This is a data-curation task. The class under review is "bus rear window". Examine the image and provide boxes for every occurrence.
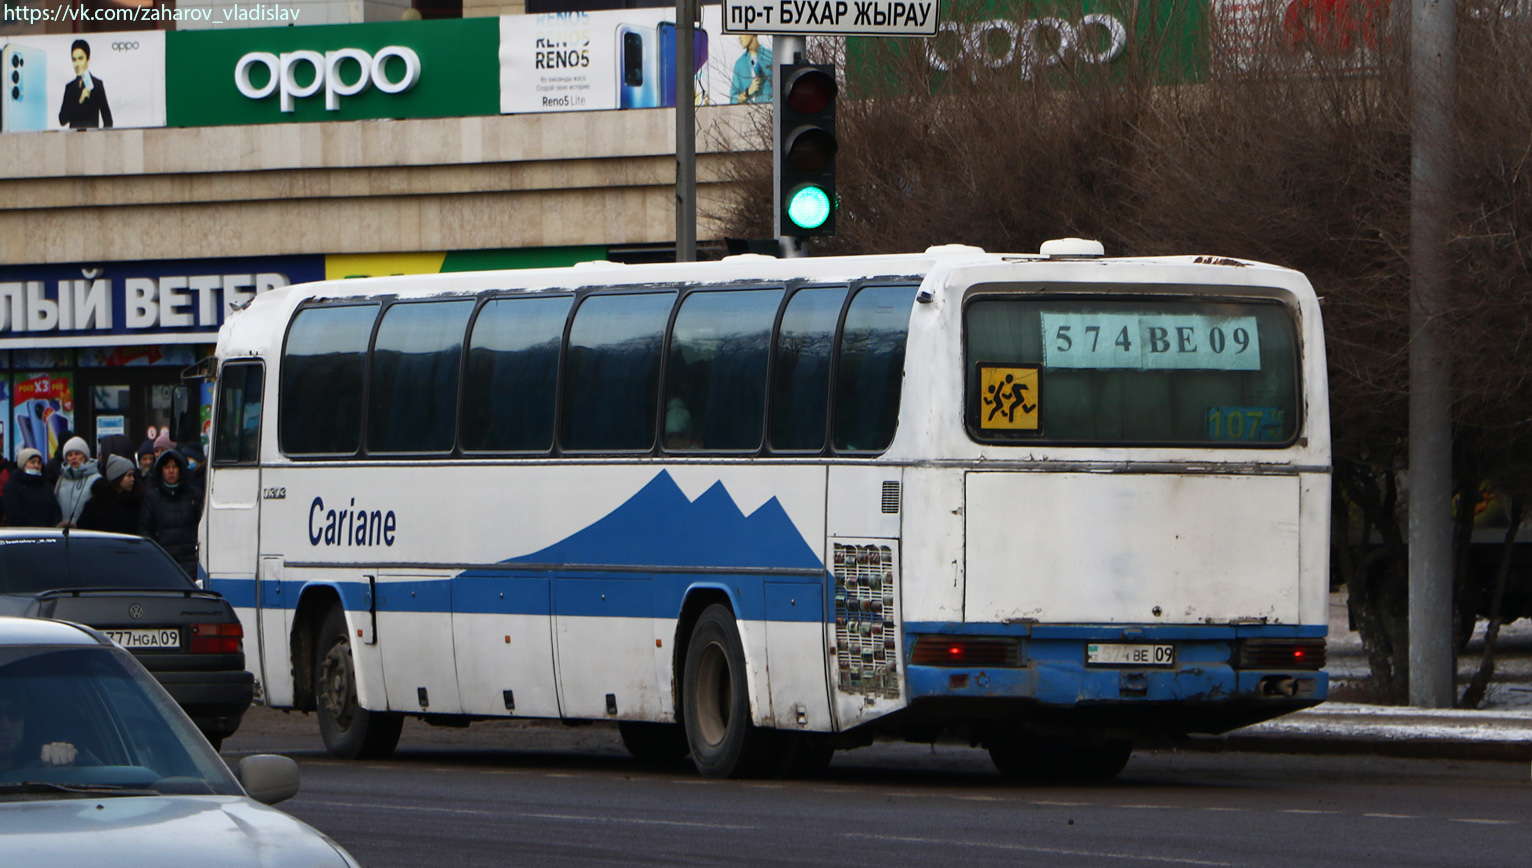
[964,294,1300,446]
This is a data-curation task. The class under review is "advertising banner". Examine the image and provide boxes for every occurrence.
[0,255,325,348]
[13,371,73,460]
[847,0,1209,90]
[165,19,500,127]
[1,31,166,133]
[500,6,774,114]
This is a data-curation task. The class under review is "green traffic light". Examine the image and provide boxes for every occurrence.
[787,185,832,230]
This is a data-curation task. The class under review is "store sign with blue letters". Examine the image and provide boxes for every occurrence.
[0,255,325,346]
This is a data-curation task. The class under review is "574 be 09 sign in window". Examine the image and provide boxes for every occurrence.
[967,291,1300,446]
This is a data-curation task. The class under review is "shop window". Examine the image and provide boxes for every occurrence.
[280,304,379,456]
[367,300,474,455]
[662,288,781,452]
[832,285,918,453]
[769,286,847,452]
[560,291,676,452]
[213,363,263,464]
[462,295,573,453]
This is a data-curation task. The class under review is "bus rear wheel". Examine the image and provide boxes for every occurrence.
[315,606,403,760]
[682,605,772,778]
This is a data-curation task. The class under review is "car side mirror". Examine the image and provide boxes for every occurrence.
[237,754,300,805]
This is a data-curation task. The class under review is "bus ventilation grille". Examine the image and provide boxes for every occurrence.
[833,542,900,698]
[881,481,901,514]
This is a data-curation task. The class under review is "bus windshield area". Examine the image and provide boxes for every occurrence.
[964,292,1300,446]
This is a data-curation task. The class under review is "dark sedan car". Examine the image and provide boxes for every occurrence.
[0,530,252,747]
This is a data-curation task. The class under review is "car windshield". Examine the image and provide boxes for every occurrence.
[0,536,194,594]
[0,644,241,798]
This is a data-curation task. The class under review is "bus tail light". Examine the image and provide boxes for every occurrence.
[189,622,244,655]
[1236,638,1325,671]
[909,636,1020,667]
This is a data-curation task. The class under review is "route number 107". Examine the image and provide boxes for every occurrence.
[1206,406,1285,442]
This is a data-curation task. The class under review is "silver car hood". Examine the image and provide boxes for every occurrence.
[0,794,356,867]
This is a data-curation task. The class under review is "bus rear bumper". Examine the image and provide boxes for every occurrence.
[906,663,1326,707]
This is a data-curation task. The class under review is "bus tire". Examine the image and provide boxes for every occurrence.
[682,605,771,778]
[315,606,403,760]
[618,721,691,764]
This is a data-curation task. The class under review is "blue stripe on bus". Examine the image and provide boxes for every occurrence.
[212,572,828,624]
[902,621,1328,640]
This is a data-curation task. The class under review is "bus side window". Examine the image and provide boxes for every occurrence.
[769,286,847,452]
[280,304,379,456]
[560,291,677,452]
[663,288,782,452]
[367,300,475,454]
[832,285,918,453]
[461,295,573,453]
[213,363,264,464]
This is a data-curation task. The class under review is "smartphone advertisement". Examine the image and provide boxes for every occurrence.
[1,32,166,132]
[500,6,771,115]
[13,372,74,460]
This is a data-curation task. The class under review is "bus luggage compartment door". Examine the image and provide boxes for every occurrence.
[964,471,1302,626]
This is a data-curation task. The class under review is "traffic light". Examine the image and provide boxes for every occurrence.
[775,63,837,237]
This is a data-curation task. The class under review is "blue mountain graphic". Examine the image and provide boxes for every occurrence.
[510,470,822,570]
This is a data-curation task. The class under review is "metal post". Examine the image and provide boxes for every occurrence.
[675,0,698,263]
[775,35,806,258]
[1408,0,1457,708]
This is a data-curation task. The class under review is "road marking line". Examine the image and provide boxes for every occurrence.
[1035,800,1090,807]
[1364,813,1417,819]
[1117,804,1175,809]
[544,773,579,778]
[524,812,754,830]
[954,795,1006,802]
[842,833,1234,866]
[1281,809,1339,815]
[1450,818,1516,825]
[302,801,753,830]
[742,783,785,789]
[1199,807,1245,812]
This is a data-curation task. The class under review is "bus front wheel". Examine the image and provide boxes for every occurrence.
[682,605,771,777]
[314,606,403,760]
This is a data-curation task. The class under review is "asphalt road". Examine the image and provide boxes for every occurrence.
[224,709,1530,868]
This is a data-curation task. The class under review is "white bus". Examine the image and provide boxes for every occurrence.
[202,240,1331,779]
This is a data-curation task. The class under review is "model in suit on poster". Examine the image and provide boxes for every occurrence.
[58,39,113,129]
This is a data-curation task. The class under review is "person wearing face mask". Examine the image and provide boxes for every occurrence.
[3,448,63,528]
[139,450,202,578]
[54,436,101,529]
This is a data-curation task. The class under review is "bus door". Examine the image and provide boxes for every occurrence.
[824,466,905,730]
[256,556,292,706]
[207,363,268,682]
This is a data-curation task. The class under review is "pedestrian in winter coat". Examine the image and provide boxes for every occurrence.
[77,455,142,535]
[139,450,202,578]
[3,448,63,528]
[54,436,101,528]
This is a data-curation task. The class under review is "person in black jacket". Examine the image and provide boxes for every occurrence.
[77,455,142,536]
[3,448,63,528]
[138,450,202,579]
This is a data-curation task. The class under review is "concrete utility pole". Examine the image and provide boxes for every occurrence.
[1408,0,1457,708]
[774,34,805,259]
[676,0,698,262]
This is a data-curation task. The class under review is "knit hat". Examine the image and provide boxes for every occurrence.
[62,436,90,458]
[138,440,156,459]
[17,447,42,468]
[153,429,175,452]
[103,454,135,483]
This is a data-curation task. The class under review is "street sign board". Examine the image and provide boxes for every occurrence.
[723,0,939,37]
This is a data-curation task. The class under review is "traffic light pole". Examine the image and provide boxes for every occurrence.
[675,0,698,262]
[774,34,806,258]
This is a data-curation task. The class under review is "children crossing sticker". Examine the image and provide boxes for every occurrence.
[979,364,1039,430]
